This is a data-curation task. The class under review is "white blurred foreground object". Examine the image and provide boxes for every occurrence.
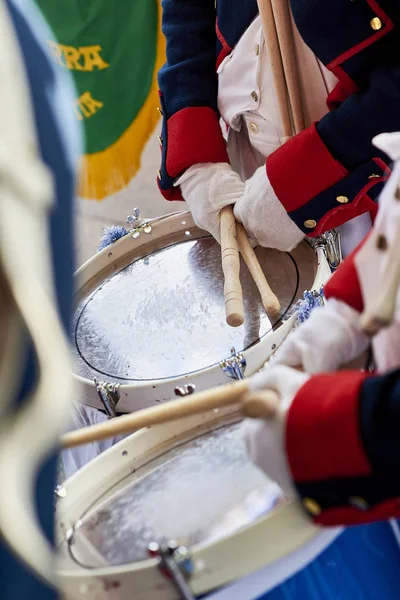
[0,0,74,586]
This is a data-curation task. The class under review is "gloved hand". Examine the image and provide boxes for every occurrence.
[271,298,369,374]
[243,365,309,497]
[234,165,304,251]
[178,162,304,251]
[177,162,245,242]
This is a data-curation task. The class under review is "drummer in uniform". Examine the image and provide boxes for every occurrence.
[244,130,400,527]
[157,0,400,257]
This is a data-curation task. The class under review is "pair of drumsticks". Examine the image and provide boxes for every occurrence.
[61,0,304,450]
[221,0,305,328]
[220,206,280,326]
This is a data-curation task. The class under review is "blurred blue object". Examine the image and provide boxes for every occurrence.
[0,1,81,598]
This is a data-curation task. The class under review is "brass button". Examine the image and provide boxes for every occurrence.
[251,90,258,103]
[395,185,400,200]
[156,107,163,116]
[157,135,163,145]
[336,195,349,204]
[304,219,317,229]
[376,234,388,250]
[368,173,380,179]
[303,498,322,516]
[249,121,259,134]
[157,169,162,180]
[370,17,382,30]
[255,43,260,56]
[349,496,369,511]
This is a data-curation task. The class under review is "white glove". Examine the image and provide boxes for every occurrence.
[177,162,245,242]
[234,165,304,251]
[178,162,304,250]
[243,365,309,497]
[271,298,369,374]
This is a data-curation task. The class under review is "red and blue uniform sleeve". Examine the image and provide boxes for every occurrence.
[286,369,400,526]
[157,0,229,200]
[267,0,399,236]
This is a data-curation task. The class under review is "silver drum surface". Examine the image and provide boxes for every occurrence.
[72,236,315,382]
[67,418,286,568]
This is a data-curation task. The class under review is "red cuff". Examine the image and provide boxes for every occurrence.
[286,371,371,483]
[266,123,348,213]
[324,233,370,312]
[166,107,229,177]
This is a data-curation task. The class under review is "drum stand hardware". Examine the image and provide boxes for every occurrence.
[148,541,196,600]
[310,228,343,270]
[94,378,120,417]
[174,384,197,397]
[126,207,153,239]
[220,347,247,380]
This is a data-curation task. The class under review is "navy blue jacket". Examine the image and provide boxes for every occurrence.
[157,0,400,237]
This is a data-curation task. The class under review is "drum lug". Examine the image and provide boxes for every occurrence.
[310,227,343,270]
[94,378,120,417]
[174,384,196,397]
[148,541,195,600]
[126,207,153,239]
[220,346,247,380]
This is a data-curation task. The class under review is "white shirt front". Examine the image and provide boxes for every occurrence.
[217,15,371,256]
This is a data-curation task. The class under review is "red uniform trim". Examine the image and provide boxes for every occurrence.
[286,372,372,483]
[314,498,400,527]
[266,123,348,213]
[327,2,394,71]
[313,181,378,236]
[165,107,229,178]
[324,235,370,312]
[216,20,232,69]
[326,82,352,111]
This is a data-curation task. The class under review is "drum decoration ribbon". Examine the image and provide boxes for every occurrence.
[34,0,165,200]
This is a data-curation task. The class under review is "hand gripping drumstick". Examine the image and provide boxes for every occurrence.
[236,223,281,317]
[360,222,400,336]
[220,205,245,327]
[60,382,279,449]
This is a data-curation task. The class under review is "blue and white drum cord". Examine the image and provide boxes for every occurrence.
[289,288,325,326]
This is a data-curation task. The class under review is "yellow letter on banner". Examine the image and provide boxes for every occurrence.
[62,45,85,71]
[80,45,109,71]
[74,91,104,120]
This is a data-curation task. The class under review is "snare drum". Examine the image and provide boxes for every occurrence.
[72,212,330,414]
[56,407,400,600]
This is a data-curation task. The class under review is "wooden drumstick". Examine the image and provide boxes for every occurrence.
[270,0,305,135]
[60,381,279,449]
[360,223,400,336]
[257,0,292,140]
[236,223,281,317]
[220,205,244,327]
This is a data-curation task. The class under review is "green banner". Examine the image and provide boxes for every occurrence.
[35,0,164,199]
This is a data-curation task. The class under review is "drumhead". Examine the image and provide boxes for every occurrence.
[72,234,315,382]
[65,415,286,569]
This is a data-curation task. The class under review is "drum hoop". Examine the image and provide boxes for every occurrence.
[72,212,331,413]
[56,406,341,598]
